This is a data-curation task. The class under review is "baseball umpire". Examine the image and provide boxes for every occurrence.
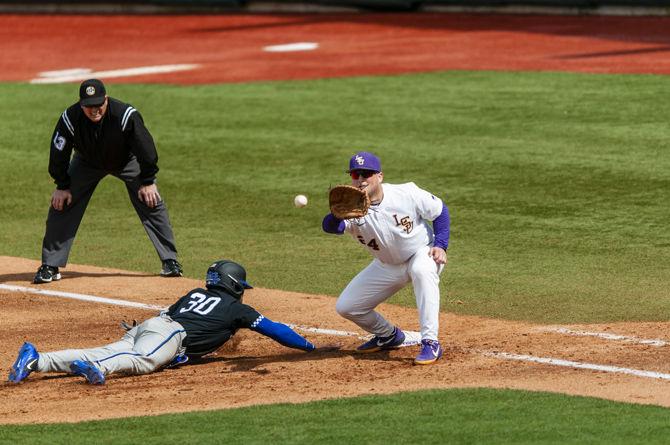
[323,152,450,365]
[34,78,182,284]
[9,259,315,385]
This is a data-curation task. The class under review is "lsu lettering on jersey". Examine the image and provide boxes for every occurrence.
[344,182,443,264]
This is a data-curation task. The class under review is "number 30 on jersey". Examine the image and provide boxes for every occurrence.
[179,292,221,315]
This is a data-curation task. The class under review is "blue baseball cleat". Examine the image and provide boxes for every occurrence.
[8,342,39,383]
[414,339,443,365]
[70,360,105,385]
[356,327,405,353]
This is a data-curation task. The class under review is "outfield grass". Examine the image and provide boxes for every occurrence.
[1,71,669,325]
[1,388,669,444]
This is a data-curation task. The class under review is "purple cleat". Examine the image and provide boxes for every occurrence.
[8,342,39,383]
[70,360,105,385]
[356,327,405,353]
[414,339,443,365]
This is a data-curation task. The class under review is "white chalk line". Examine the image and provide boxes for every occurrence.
[2,284,668,381]
[0,284,163,310]
[289,325,422,347]
[0,285,422,347]
[263,42,318,52]
[30,64,200,84]
[39,68,92,78]
[539,326,667,347]
[484,351,670,381]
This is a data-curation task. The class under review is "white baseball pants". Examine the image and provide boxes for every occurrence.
[37,315,186,376]
[336,245,443,341]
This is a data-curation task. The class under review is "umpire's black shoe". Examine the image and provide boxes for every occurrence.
[160,259,183,277]
[33,265,61,284]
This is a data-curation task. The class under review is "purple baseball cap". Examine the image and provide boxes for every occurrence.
[348,152,381,172]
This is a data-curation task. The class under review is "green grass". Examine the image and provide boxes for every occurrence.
[1,388,669,444]
[1,71,669,323]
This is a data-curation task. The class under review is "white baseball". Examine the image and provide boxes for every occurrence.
[294,194,308,208]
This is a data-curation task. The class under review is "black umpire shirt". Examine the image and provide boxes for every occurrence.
[49,97,159,190]
[166,287,262,357]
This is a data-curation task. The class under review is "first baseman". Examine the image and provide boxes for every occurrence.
[322,152,450,365]
[35,78,181,284]
[9,260,315,385]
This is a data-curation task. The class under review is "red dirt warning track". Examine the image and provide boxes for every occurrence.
[2,13,670,84]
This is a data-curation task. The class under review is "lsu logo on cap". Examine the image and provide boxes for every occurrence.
[86,86,96,96]
[355,155,365,165]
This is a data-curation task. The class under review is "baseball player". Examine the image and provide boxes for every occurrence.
[322,152,450,365]
[9,260,315,385]
[34,78,182,284]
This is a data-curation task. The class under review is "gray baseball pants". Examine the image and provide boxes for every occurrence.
[41,154,178,267]
[37,315,187,376]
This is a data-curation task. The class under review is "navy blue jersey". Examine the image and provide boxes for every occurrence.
[166,287,261,357]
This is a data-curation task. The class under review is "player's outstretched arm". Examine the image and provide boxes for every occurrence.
[250,316,315,351]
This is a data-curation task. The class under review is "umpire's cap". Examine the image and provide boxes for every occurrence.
[79,79,107,107]
[205,260,253,299]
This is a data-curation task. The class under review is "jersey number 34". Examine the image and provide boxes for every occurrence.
[357,236,380,251]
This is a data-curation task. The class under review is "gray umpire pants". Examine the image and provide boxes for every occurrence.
[41,154,178,267]
[37,315,187,376]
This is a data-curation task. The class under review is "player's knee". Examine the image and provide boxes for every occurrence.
[129,356,161,374]
[335,298,355,319]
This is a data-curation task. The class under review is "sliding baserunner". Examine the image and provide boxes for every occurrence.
[9,260,315,385]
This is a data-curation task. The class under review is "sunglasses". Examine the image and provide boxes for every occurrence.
[350,170,377,180]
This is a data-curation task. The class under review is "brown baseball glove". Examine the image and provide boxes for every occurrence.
[329,185,371,219]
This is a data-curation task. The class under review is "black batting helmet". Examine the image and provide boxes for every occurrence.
[205,260,253,299]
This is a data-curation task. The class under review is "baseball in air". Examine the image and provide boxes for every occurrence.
[294,194,308,208]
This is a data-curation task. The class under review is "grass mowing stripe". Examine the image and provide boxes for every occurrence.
[1,388,669,444]
[1,70,669,323]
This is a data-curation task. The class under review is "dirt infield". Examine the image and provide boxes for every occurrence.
[1,256,669,425]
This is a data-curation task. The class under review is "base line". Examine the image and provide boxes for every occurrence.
[263,42,318,52]
[3,284,669,381]
[289,324,422,347]
[485,351,670,381]
[539,326,667,347]
[0,284,163,310]
[30,64,199,84]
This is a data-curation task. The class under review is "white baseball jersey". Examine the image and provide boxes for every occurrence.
[344,182,443,265]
